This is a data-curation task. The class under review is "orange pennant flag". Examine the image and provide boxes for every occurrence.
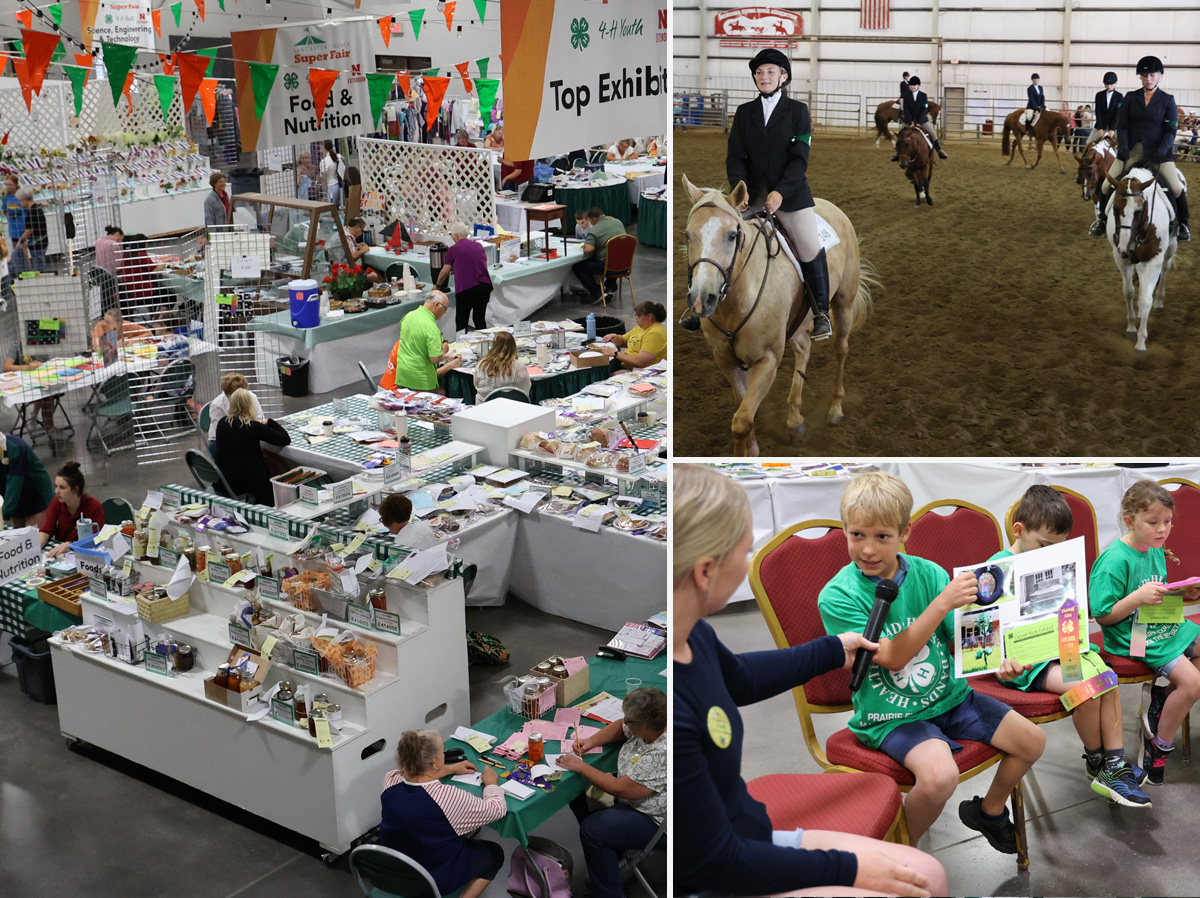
[21,29,62,97]
[122,72,135,111]
[152,9,161,36]
[423,76,450,130]
[378,16,393,48]
[443,0,456,30]
[15,10,32,29]
[199,77,218,124]
[175,52,210,112]
[308,68,340,123]
[0,54,8,78]
[159,53,174,76]
[454,61,473,94]
[74,53,94,69]
[396,71,410,96]
[11,58,34,111]
[194,0,205,21]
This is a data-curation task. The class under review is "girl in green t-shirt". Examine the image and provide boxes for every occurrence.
[1092,480,1200,786]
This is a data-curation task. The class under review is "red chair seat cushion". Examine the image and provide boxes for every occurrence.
[746,772,902,839]
[969,673,1065,717]
[1091,630,1156,680]
[825,728,1000,787]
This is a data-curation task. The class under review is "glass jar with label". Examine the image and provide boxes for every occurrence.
[551,665,568,680]
[535,661,553,675]
[226,668,242,693]
[131,528,148,560]
[225,551,242,575]
[528,732,545,763]
[368,588,386,611]
[276,684,294,705]
[325,703,342,730]
[312,693,330,712]
[294,690,308,721]
[214,663,230,689]
[308,707,326,738]
[175,644,195,672]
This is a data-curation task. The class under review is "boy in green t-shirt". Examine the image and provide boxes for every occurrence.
[993,485,1150,807]
[819,473,1045,853]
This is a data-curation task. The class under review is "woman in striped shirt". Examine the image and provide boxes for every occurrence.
[380,729,507,898]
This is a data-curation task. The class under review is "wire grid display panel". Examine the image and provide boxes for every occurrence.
[277,396,455,468]
[187,87,240,173]
[358,138,497,237]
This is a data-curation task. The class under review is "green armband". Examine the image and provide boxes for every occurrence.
[795,133,812,146]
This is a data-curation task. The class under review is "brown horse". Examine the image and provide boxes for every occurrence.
[1074,135,1119,219]
[1001,109,1070,172]
[682,175,877,456]
[874,100,941,148]
[896,126,934,206]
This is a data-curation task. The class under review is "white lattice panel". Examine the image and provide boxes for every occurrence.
[359,138,497,238]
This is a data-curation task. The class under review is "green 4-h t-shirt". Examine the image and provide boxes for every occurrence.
[818,554,970,750]
[1091,539,1200,669]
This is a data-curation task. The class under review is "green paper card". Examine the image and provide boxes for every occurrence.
[1003,617,1061,667]
[1139,592,1184,625]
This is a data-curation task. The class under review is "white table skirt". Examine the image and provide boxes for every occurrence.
[485,247,586,327]
[453,509,518,606]
[625,171,665,205]
[495,199,564,236]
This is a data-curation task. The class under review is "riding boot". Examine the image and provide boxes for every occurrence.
[1176,191,1191,242]
[1089,205,1108,238]
[934,139,948,160]
[800,248,832,341]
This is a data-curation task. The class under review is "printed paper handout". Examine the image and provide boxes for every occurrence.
[953,537,1088,678]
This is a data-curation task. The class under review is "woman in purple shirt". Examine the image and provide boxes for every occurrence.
[436,222,493,332]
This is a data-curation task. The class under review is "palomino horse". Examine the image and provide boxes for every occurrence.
[1001,109,1070,172]
[895,126,935,206]
[874,100,941,148]
[682,175,876,456]
[1074,135,1119,220]
[1104,168,1180,353]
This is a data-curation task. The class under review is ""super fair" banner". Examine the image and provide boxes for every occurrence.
[501,0,668,162]
[232,19,388,153]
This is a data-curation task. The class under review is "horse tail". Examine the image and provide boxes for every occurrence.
[850,250,879,332]
[873,109,887,139]
[1002,121,1012,156]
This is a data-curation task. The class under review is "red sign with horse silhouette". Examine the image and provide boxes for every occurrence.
[714,7,803,49]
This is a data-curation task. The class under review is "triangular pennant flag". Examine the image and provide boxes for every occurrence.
[396,72,410,96]
[11,58,33,111]
[101,42,138,108]
[199,77,217,124]
[11,40,21,54]
[378,16,392,48]
[422,76,449,130]
[308,68,340,123]
[49,4,63,26]
[196,47,218,76]
[194,0,205,21]
[473,0,487,23]
[121,72,134,111]
[73,53,92,68]
[443,0,456,30]
[175,52,210,112]
[171,2,182,27]
[476,78,500,129]
[0,55,9,78]
[21,30,62,97]
[216,0,224,9]
[366,71,394,129]
[455,61,473,94]
[154,74,176,124]
[65,64,89,116]
[15,10,31,29]
[476,57,489,80]
[425,68,439,78]
[51,42,66,64]
[247,61,278,120]
[408,8,423,40]
[152,9,161,36]
[158,53,174,76]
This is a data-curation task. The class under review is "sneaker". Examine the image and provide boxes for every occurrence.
[958,796,1018,854]
[1083,752,1103,783]
[1129,762,1148,786]
[1091,764,1152,808]
[810,313,832,341]
[1141,734,1173,786]
[1141,682,1168,740]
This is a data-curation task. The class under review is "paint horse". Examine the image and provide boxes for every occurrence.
[1002,109,1070,172]
[896,126,935,206]
[1075,135,1120,220]
[1104,168,1180,353]
[874,100,941,148]
[682,175,876,456]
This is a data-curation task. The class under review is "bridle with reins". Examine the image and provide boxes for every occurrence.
[1112,174,1160,259]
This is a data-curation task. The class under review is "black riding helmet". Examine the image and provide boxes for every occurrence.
[1103,71,1118,85]
[1136,56,1164,74]
[908,76,921,86]
[748,48,791,80]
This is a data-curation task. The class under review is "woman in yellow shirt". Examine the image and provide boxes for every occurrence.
[600,301,667,369]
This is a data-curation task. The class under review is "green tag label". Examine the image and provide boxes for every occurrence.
[258,576,280,600]
[89,577,107,599]
[145,652,171,676]
[347,604,374,629]
[292,647,321,675]
[271,697,296,725]
[228,622,251,647]
[383,464,403,484]
[160,548,179,570]
[209,562,232,584]
[299,485,320,505]
[331,481,354,503]
[269,518,289,539]
[162,487,182,508]
[374,608,401,635]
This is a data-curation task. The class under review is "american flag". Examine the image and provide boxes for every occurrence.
[861,0,890,30]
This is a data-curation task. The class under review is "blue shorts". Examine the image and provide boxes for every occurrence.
[879,690,1013,766]
[1155,636,1200,677]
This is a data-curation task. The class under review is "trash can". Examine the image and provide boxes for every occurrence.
[572,314,624,337]
[278,356,310,398]
[10,629,56,704]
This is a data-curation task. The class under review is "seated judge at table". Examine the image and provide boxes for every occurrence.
[207,372,263,459]
[5,343,61,438]
[606,138,639,162]
[436,222,493,332]
[343,218,384,283]
[483,124,504,151]
[381,729,506,898]
[572,208,626,304]
[454,129,474,148]
[214,389,291,506]
[0,432,53,527]
[557,687,668,898]
[598,302,667,369]
[499,158,534,195]
[394,292,462,392]
[473,331,531,401]
[378,493,438,550]
[90,307,154,364]
[39,461,104,557]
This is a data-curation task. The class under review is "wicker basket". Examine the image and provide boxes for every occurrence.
[136,590,191,624]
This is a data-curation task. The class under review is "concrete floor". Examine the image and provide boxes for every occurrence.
[708,600,1200,898]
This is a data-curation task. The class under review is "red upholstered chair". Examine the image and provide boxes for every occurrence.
[1004,485,1100,577]
[748,520,1031,869]
[596,234,637,306]
[1159,479,1200,600]
[903,500,1004,577]
[746,768,909,845]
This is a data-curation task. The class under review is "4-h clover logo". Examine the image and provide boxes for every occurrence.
[570,17,589,50]
[885,644,938,695]
[283,72,300,90]
[105,13,113,23]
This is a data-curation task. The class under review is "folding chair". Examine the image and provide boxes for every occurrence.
[195,400,212,442]
[348,845,449,898]
[358,361,378,394]
[594,234,638,307]
[749,519,1032,868]
[12,393,75,447]
[484,387,530,403]
[620,813,667,898]
[84,373,134,456]
[903,499,1004,576]
[100,496,136,526]
[184,449,255,504]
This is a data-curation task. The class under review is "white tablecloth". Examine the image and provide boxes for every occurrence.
[486,245,586,327]
[452,509,518,606]
[622,171,666,205]
[495,198,564,235]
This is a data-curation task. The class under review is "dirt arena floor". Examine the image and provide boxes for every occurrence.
[673,128,1200,456]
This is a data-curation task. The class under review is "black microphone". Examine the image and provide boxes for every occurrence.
[849,578,898,693]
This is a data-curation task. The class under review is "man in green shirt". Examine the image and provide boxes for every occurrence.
[393,291,461,392]
[572,206,626,303]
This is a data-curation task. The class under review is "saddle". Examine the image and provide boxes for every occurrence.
[751,212,817,344]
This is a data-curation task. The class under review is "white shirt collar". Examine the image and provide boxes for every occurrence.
[760,92,782,125]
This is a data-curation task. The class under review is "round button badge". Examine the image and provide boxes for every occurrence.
[707,706,732,748]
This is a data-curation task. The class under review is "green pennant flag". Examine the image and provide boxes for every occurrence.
[101,42,139,108]
[12,40,22,54]
[154,74,176,123]
[476,78,500,129]
[65,65,88,116]
[476,56,488,80]
[51,42,66,64]
[247,62,278,120]
[425,68,439,78]
[216,0,225,9]
[196,47,218,76]
[473,0,487,23]
[171,2,182,26]
[408,8,424,40]
[366,71,394,129]
[48,4,63,26]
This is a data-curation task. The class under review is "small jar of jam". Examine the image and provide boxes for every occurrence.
[551,664,568,680]
[308,708,326,738]
[535,661,553,674]
[226,668,242,693]
[225,551,242,574]
[294,690,308,721]
[312,693,330,712]
[528,733,545,763]
[175,644,195,672]
[325,703,342,730]
[368,588,386,611]
[214,663,230,689]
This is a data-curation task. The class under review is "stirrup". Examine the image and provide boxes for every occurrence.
[810,313,832,341]
[1179,223,1191,242]
[1089,218,1106,238]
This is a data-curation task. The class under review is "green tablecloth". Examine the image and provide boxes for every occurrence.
[637,196,667,248]
[556,182,631,227]
[452,654,662,845]
[247,298,430,350]
[444,365,612,405]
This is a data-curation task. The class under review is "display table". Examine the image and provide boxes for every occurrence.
[496,198,563,235]
[637,195,668,248]
[554,181,631,227]
[444,364,612,405]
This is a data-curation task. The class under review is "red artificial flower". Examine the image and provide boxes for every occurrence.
[323,276,331,283]
[354,265,362,273]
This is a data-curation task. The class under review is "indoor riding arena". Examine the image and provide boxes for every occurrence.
[674,5,1200,456]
